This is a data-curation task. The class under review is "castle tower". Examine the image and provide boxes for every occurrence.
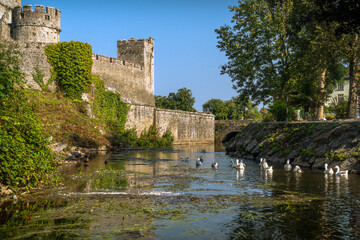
[11,4,61,43]
[117,37,155,98]
[0,0,21,41]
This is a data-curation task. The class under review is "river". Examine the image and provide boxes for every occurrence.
[1,144,360,239]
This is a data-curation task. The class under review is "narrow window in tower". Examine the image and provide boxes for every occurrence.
[45,15,50,20]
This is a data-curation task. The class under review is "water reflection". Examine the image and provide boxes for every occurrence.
[1,144,360,239]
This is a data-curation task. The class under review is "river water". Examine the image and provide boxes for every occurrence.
[1,144,360,239]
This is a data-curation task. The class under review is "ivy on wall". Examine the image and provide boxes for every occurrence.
[45,41,92,100]
[92,76,129,133]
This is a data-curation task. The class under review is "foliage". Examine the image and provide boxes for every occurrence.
[334,100,348,119]
[111,126,174,148]
[203,98,239,120]
[268,100,295,121]
[0,44,58,190]
[45,41,93,100]
[262,112,274,122]
[0,91,58,190]
[325,114,336,121]
[216,0,347,120]
[92,76,129,133]
[32,67,56,92]
[155,87,196,112]
[215,0,295,104]
[0,43,23,100]
[203,97,262,120]
[24,90,109,148]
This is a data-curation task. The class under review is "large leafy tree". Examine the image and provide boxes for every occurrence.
[306,0,360,118]
[215,0,294,104]
[290,1,347,119]
[155,87,196,112]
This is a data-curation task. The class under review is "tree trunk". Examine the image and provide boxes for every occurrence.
[347,33,360,119]
[316,69,326,120]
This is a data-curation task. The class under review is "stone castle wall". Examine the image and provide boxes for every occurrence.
[17,42,55,90]
[92,53,155,106]
[155,109,215,144]
[125,105,215,144]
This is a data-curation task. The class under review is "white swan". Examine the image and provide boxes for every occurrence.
[236,159,246,170]
[212,161,218,169]
[265,166,273,173]
[293,165,302,173]
[324,163,334,174]
[260,158,268,169]
[333,165,348,176]
[196,158,202,167]
[284,159,292,171]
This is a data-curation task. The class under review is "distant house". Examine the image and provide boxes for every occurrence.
[326,78,349,106]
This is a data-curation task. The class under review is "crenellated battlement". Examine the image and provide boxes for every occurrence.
[12,5,61,30]
[92,54,143,70]
[10,4,61,43]
[117,37,154,67]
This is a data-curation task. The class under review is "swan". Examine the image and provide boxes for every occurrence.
[333,165,348,176]
[284,159,292,171]
[236,159,246,170]
[324,163,334,174]
[196,158,202,167]
[259,158,268,169]
[212,161,218,169]
[293,165,302,173]
[265,166,273,173]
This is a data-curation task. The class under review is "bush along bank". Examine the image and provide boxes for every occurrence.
[225,121,360,174]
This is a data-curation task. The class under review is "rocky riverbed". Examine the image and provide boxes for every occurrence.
[225,121,360,173]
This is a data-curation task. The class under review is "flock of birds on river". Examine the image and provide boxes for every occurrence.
[182,155,349,177]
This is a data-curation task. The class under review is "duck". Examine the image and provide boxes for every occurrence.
[199,156,204,163]
[212,161,218,169]
[236,159,246,170]
[333,165,348,176]
[196,158,202,167]
[324,163,333,174]
[284,159,292,171]
[293,165,302,173]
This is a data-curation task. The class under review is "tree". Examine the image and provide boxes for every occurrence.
[155,87,196,112]
[215,0,294,105]
[305,0,360,118]
[290,1,347,119]
[203,99,232,120]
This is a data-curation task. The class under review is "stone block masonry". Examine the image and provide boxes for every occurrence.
[126,105,215,145]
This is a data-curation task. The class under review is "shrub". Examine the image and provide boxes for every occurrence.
[325,114,336,120]
[0,92,58,190]
[269,100,294,121]
[45,41,93,100]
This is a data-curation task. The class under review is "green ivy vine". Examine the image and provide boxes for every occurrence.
[45,41,92,100]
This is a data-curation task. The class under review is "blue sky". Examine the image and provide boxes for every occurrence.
[22,0,238,111]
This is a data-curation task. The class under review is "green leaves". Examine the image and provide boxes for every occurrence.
[45,41,93,100]
[0,92,57,190]
[155,88,195,112]
[92,76,129,133]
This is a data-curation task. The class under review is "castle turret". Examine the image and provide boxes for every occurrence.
[11,4,61,43]
[117,37,154,99]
